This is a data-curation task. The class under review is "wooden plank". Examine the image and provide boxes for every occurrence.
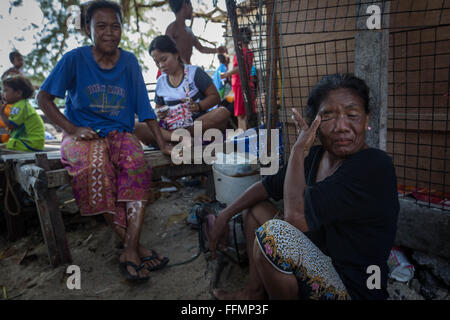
[1,151,61,162]
[33,189,60,266]
[35,153,72,267]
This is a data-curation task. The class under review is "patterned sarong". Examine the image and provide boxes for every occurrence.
[61,131,151,228]
[255,219,350,300]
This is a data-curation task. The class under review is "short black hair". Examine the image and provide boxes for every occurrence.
[306,74,370,123]
[9,51,21,63]
[3,75,34,99]
[239,27,252,44]
[149,35,179,55]
[83,0,122,30]
[218,54,226,64]
[169,0,190,14]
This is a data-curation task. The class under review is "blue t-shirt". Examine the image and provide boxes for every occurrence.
[40,46,156,137]
[212,63,227,92]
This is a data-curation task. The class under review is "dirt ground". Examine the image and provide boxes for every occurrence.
[1,178,445,300]
[0,181,248,300]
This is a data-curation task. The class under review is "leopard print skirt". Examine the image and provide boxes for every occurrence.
[255,219,350,300]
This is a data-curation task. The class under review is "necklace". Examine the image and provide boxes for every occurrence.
[169,66,184,87]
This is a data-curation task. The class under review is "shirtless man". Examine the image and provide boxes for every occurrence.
[166,0,226,65]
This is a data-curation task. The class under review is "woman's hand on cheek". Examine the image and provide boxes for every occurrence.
[292,109,321,156]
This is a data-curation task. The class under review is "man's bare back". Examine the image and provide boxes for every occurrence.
[165,0,226,66]
[166,22,196,64]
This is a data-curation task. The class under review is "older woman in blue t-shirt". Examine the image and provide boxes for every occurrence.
[37,0,171,282]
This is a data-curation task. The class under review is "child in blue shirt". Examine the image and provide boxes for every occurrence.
[212,54,230,100]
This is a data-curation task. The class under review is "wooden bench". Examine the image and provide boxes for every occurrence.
[1,147,215,267]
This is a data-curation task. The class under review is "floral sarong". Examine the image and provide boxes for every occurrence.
[255,219,350,300]
[61,131,151,228]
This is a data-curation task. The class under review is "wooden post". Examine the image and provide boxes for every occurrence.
[265,0,280,133]
[34,153,72,267]
[355,1,390,150]
[226,0,253,127]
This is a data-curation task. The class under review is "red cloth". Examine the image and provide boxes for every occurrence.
[232,48,255,117]
[156,69,162,80]
[232,47,254,87]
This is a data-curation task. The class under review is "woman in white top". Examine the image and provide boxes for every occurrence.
[134,35,231,145]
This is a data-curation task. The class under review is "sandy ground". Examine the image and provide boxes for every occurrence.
[0,179,445,300]
[0,182,248,300]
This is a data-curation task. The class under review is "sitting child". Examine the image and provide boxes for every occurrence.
[0,75,45,152]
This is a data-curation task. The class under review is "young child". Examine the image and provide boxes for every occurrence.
[221,27,255,131]
[212,53,230,100]
[1,51,24,80]
[0,75,44,152]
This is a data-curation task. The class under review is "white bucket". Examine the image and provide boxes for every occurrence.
[212,166,261,206]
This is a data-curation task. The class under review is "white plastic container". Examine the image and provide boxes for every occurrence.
[212,165,261,206]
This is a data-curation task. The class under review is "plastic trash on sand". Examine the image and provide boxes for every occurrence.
[387,246,415,282]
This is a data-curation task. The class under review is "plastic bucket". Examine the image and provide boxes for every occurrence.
[212,166,261,206]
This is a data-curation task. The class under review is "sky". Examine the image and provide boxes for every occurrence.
[0,0,227,84]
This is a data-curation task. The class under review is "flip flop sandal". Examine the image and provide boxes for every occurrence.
[119,261,149,282]
[141,250,169,272]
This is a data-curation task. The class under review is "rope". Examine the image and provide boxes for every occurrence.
[166,250,202,268]
[0,162,21,216]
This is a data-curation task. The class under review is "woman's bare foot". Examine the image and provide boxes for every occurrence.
[212,288,265,300]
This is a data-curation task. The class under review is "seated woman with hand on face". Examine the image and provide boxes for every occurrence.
[37,0,171,282]
[209,74,399,300]
[134,35,232,146]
